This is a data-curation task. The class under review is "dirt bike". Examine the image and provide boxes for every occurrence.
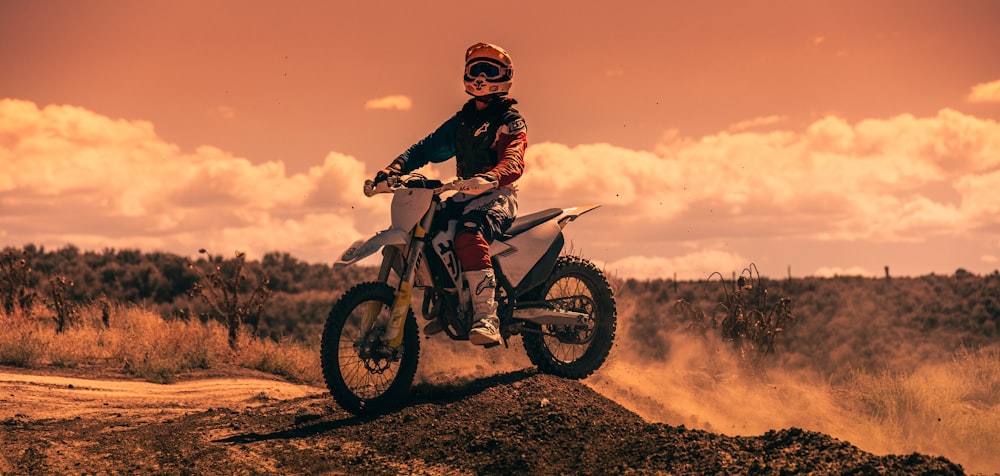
[320,173,617,415]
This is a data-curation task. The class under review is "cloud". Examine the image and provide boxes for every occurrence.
[727,115,788,132]
[603,248,750,281]
[4,98,1000,279]
[364,95,413,111]
[517,109,1000,278]
[954,169,1000,218]
[0,99,387,263]
[967,79,1000,103]
[521,109,1000,238]
[208,106,237,120]
[812,266,875,278]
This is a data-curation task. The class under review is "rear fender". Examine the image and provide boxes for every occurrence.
[334,228,409,269]
[556,204,601,229]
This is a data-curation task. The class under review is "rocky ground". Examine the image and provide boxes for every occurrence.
[0,365,966,475]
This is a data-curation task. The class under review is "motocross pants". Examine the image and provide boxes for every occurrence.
[436,186,517,271]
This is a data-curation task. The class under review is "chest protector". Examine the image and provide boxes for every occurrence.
[453,100,511,179]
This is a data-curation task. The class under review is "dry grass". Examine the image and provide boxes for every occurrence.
[839,348,1000,472]
[2,291,997,471]
[0,316,48,368]
[233,335,323,385]
[0,302,322,386]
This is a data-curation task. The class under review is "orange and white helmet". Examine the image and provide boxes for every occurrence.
[464,42,514,97]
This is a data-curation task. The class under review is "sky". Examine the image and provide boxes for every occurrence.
[2,0,1000,280]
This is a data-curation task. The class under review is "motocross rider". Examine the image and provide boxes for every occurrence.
[373,42,526,346]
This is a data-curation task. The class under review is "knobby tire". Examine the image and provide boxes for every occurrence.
[522,255,617,379]
[320,281,419,415]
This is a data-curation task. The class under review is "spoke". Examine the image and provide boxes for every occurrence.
[542,274,600,363]
[336,299,402,399]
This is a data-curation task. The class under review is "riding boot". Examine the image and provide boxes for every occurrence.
[465,268,501,346]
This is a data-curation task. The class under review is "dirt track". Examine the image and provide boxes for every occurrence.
[0,371,325,423]
[0,366,965,475]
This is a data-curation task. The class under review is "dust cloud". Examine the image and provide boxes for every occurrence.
[413,328,894,455]
[415,331,534,386]
[586,334,898,451]
[590,335,999,473]
[410,306,996,474]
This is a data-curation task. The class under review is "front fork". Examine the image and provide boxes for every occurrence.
[367,204,436,350]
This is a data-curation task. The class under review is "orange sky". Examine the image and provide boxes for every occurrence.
[3,0,1000,279]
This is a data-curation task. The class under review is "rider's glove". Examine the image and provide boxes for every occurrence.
[452,175,498,195]
[374,164,402,185]
[365,164,402,197]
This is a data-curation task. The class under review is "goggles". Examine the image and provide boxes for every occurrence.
[465,59,510,81]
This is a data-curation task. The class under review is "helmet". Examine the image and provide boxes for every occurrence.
[464,42,514,97]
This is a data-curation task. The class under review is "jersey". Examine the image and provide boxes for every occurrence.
[389,97,527,187]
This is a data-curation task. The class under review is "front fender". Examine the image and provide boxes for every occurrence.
[334,228,409,269]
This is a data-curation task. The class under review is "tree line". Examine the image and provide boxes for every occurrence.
[1,244,374,343]
[4,244,998,378]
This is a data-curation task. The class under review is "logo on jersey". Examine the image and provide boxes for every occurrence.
[474,123,490,137]
[508,118,526,134]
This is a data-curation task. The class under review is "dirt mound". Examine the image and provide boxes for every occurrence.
[1,369,964,475]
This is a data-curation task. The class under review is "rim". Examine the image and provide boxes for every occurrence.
[337,299,402,400]
[541,274,599,364]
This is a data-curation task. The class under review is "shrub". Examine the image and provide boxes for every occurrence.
[187,250,273,349]
[674,264,794,376]
[1,250,37,317]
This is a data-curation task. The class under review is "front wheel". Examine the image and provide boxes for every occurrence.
[522,256,617,379]
[320,281,419,415]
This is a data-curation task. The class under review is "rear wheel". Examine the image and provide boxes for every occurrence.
[522,256,617,379]
[320,282,419,415]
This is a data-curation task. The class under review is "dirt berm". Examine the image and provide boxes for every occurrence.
[0,368,964,475]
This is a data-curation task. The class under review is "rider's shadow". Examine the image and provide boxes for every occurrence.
[215,368,537,444]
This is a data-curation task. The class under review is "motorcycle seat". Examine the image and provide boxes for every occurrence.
[502,208,562,239]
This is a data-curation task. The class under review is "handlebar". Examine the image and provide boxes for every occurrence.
[363,174,455,197]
